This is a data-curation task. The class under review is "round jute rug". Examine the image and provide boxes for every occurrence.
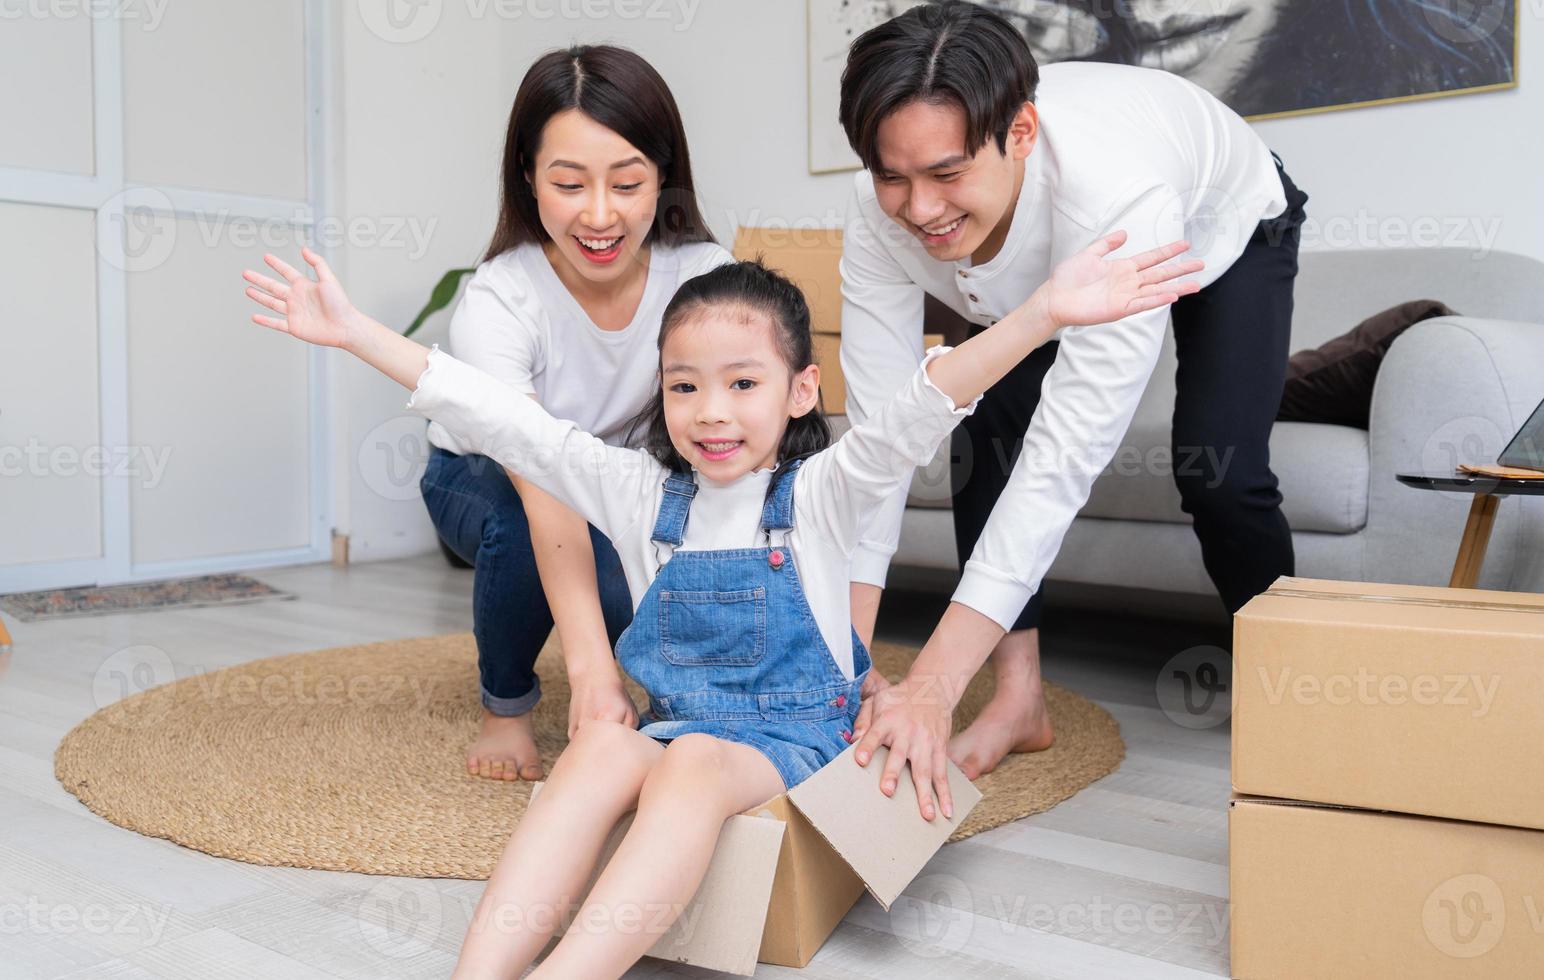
[54,634,1124,878]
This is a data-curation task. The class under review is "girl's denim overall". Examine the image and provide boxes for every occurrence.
[616,459,872,791]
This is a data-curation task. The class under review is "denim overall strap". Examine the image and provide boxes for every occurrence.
[615,455,866,790]
[759,458,803,548]
[649,469,698,568]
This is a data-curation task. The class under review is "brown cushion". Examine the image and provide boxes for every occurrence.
[1277,299,1457,429]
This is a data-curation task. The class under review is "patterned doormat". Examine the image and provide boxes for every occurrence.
[0,573,293,622]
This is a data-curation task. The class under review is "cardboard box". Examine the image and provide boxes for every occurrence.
[1232,576,1544,830]
[1230,796,1544,979]
[812,331,846,415]
[811,332,943,417]
[539,743,980,975]
[732,226,844,334]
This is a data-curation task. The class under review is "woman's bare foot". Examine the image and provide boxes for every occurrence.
[467,708,545,781]
[947,681,1054,779]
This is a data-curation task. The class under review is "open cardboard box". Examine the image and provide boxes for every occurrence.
[732,226,845,334]
[1230,795,1544,978]
[1232,576,1544,830]
[535,743,981,975]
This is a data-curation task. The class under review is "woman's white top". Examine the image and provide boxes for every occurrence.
[838,61,1290,630]
[427,240,733,454]
[407,345,979,679]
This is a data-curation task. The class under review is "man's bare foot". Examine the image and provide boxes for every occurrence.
[466,708,545,781]
[948,682,1054,779]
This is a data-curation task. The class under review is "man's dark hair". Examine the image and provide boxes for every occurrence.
[839,1,1039,173]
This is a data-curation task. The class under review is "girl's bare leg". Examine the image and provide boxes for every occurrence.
[451,720,664,980]
[530,734,785,979]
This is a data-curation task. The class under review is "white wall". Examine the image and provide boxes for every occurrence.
[0,2,323,592]
[330,1,1542,562]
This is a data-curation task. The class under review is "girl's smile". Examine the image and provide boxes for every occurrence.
[660,310,820,481]
[695,439,743,462]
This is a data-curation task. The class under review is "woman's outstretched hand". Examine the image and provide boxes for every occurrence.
[243,246,361,349]
[1035,231,1204,330]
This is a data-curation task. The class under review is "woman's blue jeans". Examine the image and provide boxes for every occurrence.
[419,446,633,717]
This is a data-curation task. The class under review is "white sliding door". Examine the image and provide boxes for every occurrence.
[0,3,333,593]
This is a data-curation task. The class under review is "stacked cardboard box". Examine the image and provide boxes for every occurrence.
[1229,577,1544,978]
[732,227,942,416]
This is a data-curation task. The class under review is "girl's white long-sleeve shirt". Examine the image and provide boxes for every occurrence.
[406,345,978,680]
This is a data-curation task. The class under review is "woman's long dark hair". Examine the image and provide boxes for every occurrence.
[626,260,833,474]
[481,45,716,264]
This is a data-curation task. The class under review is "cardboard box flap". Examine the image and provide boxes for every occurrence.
[530,782,786,977]
[1241,576,1544,638]
[641,812,785,976]
[1261,575,1544,612]
[1228,795,1370,813]
[785,744,981,911]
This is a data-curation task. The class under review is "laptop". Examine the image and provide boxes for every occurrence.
[1458,395,1544,478]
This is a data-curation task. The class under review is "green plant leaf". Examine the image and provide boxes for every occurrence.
[403,268,476,338]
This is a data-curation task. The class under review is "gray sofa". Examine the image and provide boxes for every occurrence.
[868,248,1544,601]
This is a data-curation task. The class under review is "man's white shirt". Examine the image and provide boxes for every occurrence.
[839,61,1288,630]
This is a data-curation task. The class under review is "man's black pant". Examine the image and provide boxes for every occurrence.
[951,155,1311,628]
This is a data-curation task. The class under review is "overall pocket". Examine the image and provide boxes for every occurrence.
[658,586,766,667]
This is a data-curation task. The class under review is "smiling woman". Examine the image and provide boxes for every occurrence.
[409,45,734,787]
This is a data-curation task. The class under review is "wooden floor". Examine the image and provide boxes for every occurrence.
[0,554,1236,979]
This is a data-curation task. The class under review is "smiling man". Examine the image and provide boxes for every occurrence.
[838,0,1310,796]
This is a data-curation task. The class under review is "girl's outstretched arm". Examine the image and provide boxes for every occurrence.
[243,247,660,540]
[924,231,1201,408]
[244,246,429,388]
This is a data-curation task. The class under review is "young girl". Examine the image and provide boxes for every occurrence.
[420,44,731,783]
[241,231,1200,977]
